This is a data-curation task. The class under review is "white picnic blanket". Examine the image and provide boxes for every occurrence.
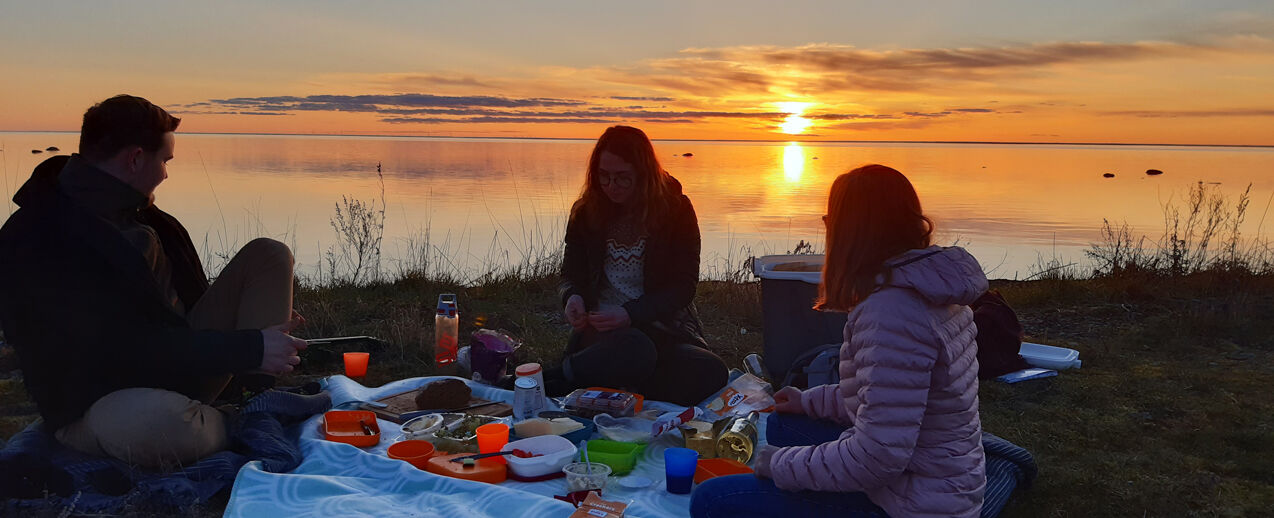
[224,376,762,518]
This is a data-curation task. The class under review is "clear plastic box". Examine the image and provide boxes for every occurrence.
[562,387,643,417]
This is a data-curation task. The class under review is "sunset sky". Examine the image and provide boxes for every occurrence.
[2,1,1272,145]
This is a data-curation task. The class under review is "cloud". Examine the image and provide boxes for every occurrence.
[594,39,1244,97]
[1102,108,1274,118]
[611,96,674,101]
[211,94,584,110]
[196,92,790,124]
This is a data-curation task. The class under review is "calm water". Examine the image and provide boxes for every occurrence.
[4,132,1273,280]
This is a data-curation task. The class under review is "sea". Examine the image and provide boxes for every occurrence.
[4,132,1272,281]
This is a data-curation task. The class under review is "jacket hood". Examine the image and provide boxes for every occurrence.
[13,155,70,208]
[883,245,987,306]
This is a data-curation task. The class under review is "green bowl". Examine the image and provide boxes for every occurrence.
[584,439,646,476]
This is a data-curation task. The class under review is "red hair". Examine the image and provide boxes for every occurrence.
[816,164,933,311]
[569,126,676,231]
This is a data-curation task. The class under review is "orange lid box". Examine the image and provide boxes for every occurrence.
[425,453,508,484]
[694,457,754,484]
[323,410,381,447]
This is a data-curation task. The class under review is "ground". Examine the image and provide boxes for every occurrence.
[1,272,1271,516]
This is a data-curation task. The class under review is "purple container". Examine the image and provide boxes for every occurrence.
[470,329,519,382]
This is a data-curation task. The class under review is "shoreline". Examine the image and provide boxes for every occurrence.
[3,130,1272,149]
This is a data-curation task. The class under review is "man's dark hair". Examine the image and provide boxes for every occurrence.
[78,95,181,161]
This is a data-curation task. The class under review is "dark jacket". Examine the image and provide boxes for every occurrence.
[0,155,263,431]
[558,177,707,348]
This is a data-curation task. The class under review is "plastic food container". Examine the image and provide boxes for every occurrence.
[400,413,444,440]
[322,410,381,447]
[562,387,643,418]
[563,461,611,493]
[585,439,645,476]
[425,453,507,483]
[386,440,436,469]
[593,414,655,443]
[694,457,753,484]
[1020,342,1082,370]
[426,413,508,453]
[504,435,577,479]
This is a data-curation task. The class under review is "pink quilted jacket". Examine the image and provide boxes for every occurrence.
[759,246,987,518]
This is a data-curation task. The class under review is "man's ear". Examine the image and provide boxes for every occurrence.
[124,146,145,172]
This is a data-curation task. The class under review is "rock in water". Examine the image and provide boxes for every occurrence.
[1102,173,1115,178]
[46,146,59,151]
[1145,169,1163,176]
[682,152,694,157]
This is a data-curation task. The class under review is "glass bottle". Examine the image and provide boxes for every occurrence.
[715,411,760,463]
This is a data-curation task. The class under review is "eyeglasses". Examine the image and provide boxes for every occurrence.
[597,172,634,189]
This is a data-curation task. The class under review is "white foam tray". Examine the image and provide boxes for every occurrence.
[1020,342,1082,370]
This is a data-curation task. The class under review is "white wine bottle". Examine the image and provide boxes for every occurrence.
[714,411,760,463]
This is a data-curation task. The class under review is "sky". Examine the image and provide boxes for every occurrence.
[2,1,1273,145]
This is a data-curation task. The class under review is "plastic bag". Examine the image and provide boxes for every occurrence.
[697,373,774,421]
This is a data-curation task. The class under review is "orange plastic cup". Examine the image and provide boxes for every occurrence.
[344,352,369,378]
[387,440,437,469]
[475,422,511,464]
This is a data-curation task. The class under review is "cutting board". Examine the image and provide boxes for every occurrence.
[370,386,513,423]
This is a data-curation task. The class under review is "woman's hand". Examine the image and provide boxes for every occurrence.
[564,295,589,330]
[587,306,631,332]
[773,386,805,414]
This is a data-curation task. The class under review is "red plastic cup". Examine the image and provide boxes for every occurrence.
[344,352,369,378]
[475,422,510,464]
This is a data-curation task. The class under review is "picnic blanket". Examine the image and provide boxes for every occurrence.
[0,410,303,515]
[225,376,704,518]
[225,376,1036,518]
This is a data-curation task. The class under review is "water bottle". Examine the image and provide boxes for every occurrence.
[434,294,459,365]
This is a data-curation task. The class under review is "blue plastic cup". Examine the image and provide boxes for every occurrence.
[663,447,699,494]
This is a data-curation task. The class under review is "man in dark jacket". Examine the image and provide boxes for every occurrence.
[0,95,310,470]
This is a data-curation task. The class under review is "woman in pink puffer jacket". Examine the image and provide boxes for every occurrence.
[691,164,986,518]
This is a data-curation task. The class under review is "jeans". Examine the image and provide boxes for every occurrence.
[689,413,889,518]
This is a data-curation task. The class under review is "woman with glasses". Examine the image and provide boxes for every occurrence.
[544,125,728,406]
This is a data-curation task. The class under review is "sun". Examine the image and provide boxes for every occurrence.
[775,102,814,135]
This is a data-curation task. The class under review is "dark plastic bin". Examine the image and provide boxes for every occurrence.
[752,255,846,383]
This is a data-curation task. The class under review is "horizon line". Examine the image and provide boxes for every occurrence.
[2,130,1271,149]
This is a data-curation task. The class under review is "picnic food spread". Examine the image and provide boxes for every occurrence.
[325,380,776,514]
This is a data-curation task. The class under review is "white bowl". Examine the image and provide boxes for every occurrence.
[593,414,654,443]
[505,435,577,479]
[400,413,444,439]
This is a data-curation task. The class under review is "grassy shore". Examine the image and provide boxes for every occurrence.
[2,270,1271,516]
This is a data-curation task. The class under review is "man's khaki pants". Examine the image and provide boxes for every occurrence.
[55,238,294,471]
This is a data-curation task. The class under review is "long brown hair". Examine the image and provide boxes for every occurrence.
[815,164,934,311]
[569,126,676,231]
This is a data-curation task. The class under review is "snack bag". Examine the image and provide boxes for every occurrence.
[697,373,774,421]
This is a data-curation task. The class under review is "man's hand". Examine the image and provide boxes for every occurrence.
[587,306,631,332]
[260,313,307,375]
[564,295,589,330]
[773,386,805,414]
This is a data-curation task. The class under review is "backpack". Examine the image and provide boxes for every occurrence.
[971,290,1030,379]
[779,343,842,390]
[776,290,1029,388]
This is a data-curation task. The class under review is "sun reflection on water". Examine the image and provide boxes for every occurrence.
[783,142,804,183]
